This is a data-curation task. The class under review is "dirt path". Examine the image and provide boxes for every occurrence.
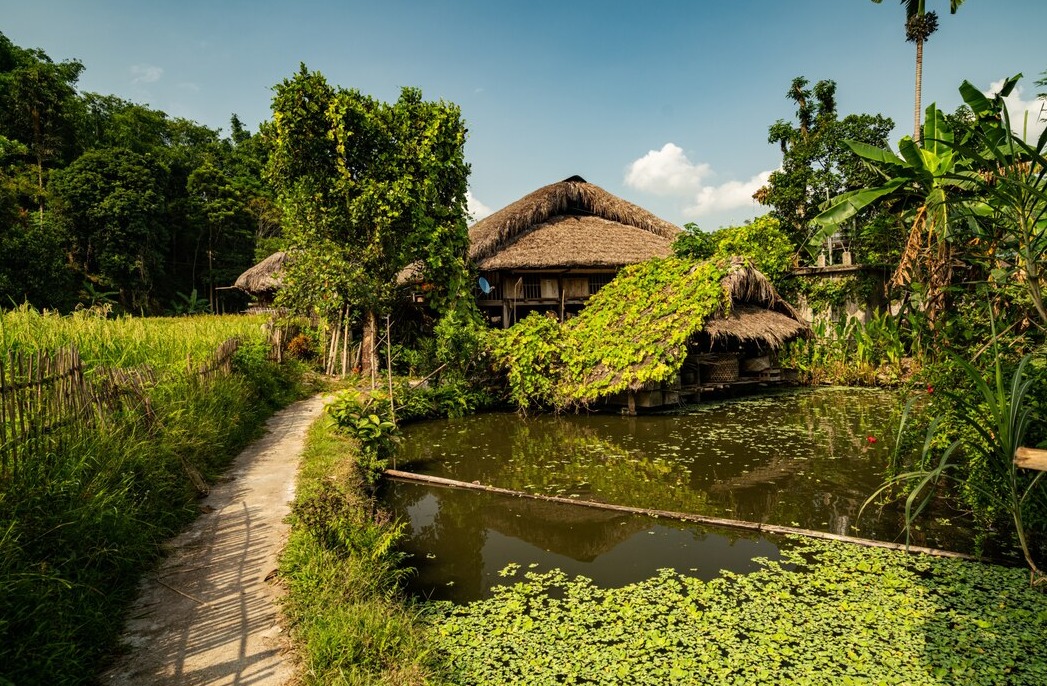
[103,394,327,686]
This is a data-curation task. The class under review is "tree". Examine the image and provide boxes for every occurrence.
[187,160,255,310]
[0,32,83,224]
[758,77,894,258]
[51,148,166,311]
[871,0,966,143]
[265,66,470,377]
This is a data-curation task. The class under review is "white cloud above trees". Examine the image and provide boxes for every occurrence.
[467,190,492,221]
[624,142,771,218]
[130,64,163,84]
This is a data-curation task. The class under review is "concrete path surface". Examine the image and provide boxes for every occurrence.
[104,393,327,686]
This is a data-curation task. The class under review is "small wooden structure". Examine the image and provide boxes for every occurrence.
[233,251,288,310]
[467,175,680,327]
[604,261,809,411]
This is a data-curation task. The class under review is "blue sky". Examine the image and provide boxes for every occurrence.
[4,0,1046,229]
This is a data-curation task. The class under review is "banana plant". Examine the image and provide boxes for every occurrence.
[811,103,979,322]
[942,74,1047,326]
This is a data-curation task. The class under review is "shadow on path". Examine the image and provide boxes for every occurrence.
[103,394,326,686]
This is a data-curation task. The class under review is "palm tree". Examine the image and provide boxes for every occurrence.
[872,0,966,143]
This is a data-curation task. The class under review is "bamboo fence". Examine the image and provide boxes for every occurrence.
[0,337,242,479]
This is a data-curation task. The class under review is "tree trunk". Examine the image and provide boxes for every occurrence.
[361,309,379,387]
[913,38,924,143]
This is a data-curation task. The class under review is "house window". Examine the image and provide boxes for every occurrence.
[588,274,612,295]
[522,276,541,299]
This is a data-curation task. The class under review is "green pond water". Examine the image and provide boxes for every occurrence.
[385,387,986,602]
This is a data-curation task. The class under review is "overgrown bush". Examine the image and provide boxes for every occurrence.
[327,389,400,483]
[781,310,914,386]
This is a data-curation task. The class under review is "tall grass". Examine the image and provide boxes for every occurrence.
[0,304,271,371]
[280,413,442,685]
[0,307,304,685]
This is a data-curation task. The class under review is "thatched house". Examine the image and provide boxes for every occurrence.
[497,256,810,412]
[233,251,288,309]
[468,175,681,327]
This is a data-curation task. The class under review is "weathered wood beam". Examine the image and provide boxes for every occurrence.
[1015,447,1047,471]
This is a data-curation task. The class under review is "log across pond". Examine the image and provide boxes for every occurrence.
[384,469,975,562]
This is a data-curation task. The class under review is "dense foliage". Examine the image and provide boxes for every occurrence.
[265,66,471,375]
[759,77,896,263]
[489,257,728,410]
[0,32,272,313]
[432,538,1047,685]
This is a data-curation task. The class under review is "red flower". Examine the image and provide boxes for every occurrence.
[927,384,934,394]
[867,436,877,444]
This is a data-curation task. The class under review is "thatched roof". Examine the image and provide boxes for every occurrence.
[476,215,674,270]
[469,176,680,270]
[234,251,288,294]
[704,305,809,349]
[716,258,806,324]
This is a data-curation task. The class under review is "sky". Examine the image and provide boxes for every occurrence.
[3,0,1047,230]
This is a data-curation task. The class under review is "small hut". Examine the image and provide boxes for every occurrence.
[233,251,288,310]
[549,257,809,412]
[468,175,680,327]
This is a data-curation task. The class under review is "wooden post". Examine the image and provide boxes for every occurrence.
[627,390,636,416]
[386,315,396,424]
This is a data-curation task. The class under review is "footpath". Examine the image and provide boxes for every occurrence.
[103,394,326,686]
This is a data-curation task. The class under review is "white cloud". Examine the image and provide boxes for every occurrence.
[467,190,492,222]
[130,64,163,84]
[625,143,710,196]
[985,79,1047,142]
[624,142,772,217]
[684,170,774,217]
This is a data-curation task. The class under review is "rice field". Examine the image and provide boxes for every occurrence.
[0,304,271,371]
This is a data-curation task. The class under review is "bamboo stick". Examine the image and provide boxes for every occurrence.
[385,315,395,423]
[0,352,8,475]
[383,470,977,561]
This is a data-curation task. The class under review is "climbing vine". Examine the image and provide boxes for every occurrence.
[489,257,730,409]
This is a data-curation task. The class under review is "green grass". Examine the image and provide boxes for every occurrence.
[0,309,306,685]
[280,413,444,685]
[0,304,271,371]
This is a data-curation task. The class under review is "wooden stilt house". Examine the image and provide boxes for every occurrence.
[468,175,681,327]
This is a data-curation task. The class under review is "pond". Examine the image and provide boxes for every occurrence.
[385,387,985,603]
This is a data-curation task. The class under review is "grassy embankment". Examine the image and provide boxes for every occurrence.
[279,409,442,685]
[0,307,306,685]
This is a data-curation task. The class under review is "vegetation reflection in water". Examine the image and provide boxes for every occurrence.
[388,388,977,602]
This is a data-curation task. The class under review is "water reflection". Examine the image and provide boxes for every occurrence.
[388,388,982,602]
[386,482,781,602]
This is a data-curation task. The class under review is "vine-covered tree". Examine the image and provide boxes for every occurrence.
[265,66,470,376]
[757,77,895,261]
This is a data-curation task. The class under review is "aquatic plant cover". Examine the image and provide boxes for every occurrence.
[431,538,1047,685]
[491,257,728,408]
